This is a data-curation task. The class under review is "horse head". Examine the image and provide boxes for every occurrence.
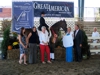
[50,20,67,36]
[61,19,67,33]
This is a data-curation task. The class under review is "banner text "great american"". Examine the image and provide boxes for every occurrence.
[33,2,70,12]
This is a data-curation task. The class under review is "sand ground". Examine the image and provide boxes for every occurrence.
[0,55,100,75]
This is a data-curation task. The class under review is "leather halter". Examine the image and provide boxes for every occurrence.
[50,27,56,36]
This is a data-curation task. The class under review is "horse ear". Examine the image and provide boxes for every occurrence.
[60,20,62,21]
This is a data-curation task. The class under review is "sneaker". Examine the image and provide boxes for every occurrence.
[24,63,28,65]
[42,61,46,64]
[47,61,52,64]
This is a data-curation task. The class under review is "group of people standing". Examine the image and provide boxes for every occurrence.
[63,25,83,62]
[18,24,83,65]
[18,26,53,65]
[18,11,83,65]
[18,27,38,65]
[18,12,54,65]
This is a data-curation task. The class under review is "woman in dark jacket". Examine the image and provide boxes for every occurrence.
[26,27,39,64]
[38,11,49,35]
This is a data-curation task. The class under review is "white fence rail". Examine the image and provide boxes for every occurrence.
[88,37,100,54]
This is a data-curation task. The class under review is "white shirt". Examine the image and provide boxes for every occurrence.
[37,29,51,38]
[92,31,99,43]
[92,31,99,37]
[39,31,49,45]
[75,29,79,36]
[63,33,73,47]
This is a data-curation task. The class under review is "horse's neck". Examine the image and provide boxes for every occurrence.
[51,36,56,43]
[51,26,59,34]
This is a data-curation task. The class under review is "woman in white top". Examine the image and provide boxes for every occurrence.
[39,26,52,64]
[63,27,74,62]
[92,27,100,49]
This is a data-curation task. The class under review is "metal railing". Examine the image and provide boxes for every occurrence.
[74,7,100,21]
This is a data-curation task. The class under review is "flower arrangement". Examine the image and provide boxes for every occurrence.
[10,32,19,49]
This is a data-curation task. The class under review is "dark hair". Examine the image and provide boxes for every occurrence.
[41,11,45,15]
[75,24,79,28]
[32,26,36,29]
[20,27,25,36]
[32,26,37,33]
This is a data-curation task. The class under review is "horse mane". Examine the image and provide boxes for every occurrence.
[51,20,66,28]
[51,20,62,28]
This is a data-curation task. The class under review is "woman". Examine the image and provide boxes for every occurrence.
[63,27,73,62]
[26,27,39,64]
[18,27,27,65]
[38,11,49,33]
[39,26,52,64]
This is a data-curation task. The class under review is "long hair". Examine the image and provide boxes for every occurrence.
[32,26,38,33]
[20,27,25,36]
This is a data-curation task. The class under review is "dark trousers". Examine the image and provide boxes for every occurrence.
[49,43,55,59]
[49,43,55,53]
[74,45,82,62]
[29,43,37,64]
